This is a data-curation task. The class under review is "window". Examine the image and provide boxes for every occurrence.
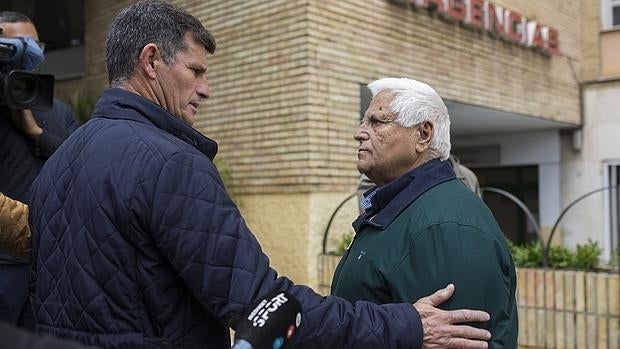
[3,0,84,79]
[602,0,620,29]
[605,161,620,260]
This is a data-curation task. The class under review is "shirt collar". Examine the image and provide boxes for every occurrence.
[352,158,456,232]
[91,88,218,160]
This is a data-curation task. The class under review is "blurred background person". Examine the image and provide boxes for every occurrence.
[0,11,78,327]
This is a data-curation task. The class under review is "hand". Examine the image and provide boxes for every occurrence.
[11,109,43,139]
[413,284,492,349]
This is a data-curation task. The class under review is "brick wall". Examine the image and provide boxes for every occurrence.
[304,0,583,195]
[60,0,586,195]
[581,0,602,80]
[55,0,130,100]
[193,0,320,194]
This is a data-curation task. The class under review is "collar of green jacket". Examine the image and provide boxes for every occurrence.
[353,158,455,233]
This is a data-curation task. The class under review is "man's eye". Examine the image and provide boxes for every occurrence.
[189,67,205,76]
[361,115,389,127]
[370,117,387,125]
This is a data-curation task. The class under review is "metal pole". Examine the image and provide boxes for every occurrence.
[321,193,357,255]
[481,186,547,267]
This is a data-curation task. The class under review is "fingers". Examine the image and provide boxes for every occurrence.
[445,337,490,349]
[415,285,492,349]
[421,283,455,307]
[421,324,491,349]
[446,309,490,323]
[446,324,491,341]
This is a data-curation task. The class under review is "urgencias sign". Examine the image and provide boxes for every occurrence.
[390,0,560,56]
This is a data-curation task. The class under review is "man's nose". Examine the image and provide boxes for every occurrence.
[354,125,369,142]
[197,81,211,99]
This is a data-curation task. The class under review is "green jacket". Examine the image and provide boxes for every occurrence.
[332,161,518,348]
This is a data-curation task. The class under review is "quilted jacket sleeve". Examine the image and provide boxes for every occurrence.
[148,152,423,349]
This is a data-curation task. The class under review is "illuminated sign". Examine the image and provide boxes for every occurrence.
[390,0,560,55]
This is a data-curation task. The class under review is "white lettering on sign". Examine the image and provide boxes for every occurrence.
[389,0,559,55]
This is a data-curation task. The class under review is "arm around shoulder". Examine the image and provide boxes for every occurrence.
[148,152,428,349]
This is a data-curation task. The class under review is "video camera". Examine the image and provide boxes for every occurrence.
[0,35,54,110]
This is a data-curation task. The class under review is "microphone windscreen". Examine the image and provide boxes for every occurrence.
[234,290,302,349]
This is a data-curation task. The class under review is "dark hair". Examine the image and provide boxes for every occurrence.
[0,11,33,24]
[105,0,216,86]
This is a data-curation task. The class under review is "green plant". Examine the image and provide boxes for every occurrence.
[336,231,355,255]
[608,249,619,270]
[510,242,542,268]
[509,239,603,271]
[213,156,232,190]
[213,156,241,206]
[548,245,573,269]
[572,239,602,270]
[67,91,97,124]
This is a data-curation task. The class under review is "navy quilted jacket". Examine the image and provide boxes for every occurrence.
[29,88,423,349]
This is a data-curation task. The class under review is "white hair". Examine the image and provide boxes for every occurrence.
[367,78,451,160]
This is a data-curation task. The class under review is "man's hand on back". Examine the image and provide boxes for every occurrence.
[414,284,492,349]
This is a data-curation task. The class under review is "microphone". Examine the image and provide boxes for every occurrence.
[232,290,302,349]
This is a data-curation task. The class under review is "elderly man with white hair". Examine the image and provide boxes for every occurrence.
[331,78,518,348]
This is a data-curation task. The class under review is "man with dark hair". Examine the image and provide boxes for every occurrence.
[30,1,492,348]
[0,11,78,326]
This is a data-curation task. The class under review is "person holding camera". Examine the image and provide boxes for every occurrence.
[0,11,78,327]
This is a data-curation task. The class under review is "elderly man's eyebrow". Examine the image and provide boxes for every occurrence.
[375,111,396,121]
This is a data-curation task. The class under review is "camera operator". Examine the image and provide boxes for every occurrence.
[0,11,78,327]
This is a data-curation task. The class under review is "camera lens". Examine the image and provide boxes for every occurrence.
[9,74,39,106]
[3,70,54,110]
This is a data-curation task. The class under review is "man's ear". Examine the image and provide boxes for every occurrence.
[137,43,161,79]
[415,121,434,153]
